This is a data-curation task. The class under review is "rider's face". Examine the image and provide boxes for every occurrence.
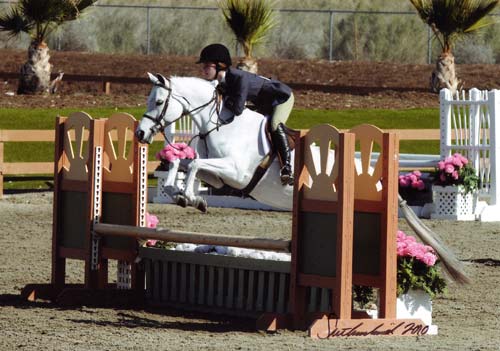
[201,62,217,81]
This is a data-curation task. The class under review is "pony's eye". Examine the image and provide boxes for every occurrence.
[156,100,164,106]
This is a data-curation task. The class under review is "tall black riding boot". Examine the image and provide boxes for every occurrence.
[271,123,294,185]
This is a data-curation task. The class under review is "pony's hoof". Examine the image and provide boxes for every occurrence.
[195,197,208,213]
[176,195,187,208]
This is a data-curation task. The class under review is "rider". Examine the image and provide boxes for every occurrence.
[197,43,295,186]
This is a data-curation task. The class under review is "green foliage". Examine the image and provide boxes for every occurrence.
[3,0,498,62]
[354,256,447,306]
[409,0,499,52]
[352,285,375,308]
[218,0,276,58]
[397,257,447,298]
[460,163,480,193]
[0,0,97,43]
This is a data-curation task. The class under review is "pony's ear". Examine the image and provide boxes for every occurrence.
[147,72,158,84]
[156,73,167,86]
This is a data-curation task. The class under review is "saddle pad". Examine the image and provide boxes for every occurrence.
[258,117,272,156]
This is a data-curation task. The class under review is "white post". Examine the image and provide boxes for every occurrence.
[440,88,452,159]
[469,88,482,173]
[488,89,499,206]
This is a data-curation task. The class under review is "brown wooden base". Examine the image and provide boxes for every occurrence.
[21,283,144,308]
[309,317,430,338]
[256,312,329,332]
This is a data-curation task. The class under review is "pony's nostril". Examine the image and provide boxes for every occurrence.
[135,130,144,141]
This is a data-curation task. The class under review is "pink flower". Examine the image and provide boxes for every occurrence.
[452,156,463,168]
[422,252,437,266]
[452,170,459,180]
[145,239,158,247]
[412,179,425,191]
[397,230,438,266]
[146,212,159,228]
[399,177,410,187]
[412,170,422,177]
[444,163,455,174]
[156,143,197,162]
[438,161,445,170]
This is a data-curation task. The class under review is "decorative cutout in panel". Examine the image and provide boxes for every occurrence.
[350,124,384,201]
[63,112,92,181]
[299,124,340,201]
[103,113,136,183]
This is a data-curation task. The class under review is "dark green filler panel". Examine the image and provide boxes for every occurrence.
[298,212,337,277]
[353,212,381,275]
[101,192,135,250]
[60,191,88,249]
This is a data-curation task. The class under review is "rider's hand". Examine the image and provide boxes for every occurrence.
[216,83,227,95]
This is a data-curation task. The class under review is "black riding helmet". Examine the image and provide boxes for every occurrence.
[196,43,232,68]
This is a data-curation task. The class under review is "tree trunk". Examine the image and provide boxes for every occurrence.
[236,57,258,74]
[17,41,53,95]
[430,51,459,94]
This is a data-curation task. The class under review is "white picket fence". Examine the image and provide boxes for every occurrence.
[440,88,500,221]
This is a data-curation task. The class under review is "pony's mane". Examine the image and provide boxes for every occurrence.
[169,76,216,99]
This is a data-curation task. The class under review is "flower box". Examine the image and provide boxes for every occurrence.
[397,289,437,334]
[431,185,476,221]
[367,289,438,335]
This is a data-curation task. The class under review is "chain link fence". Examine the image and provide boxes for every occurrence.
[1,2,499,64]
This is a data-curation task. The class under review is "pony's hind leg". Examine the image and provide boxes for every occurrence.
[183,157,243,212]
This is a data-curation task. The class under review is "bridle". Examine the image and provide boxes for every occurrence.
[141,77,229,146]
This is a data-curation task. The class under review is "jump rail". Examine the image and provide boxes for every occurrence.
[94,223,291,252]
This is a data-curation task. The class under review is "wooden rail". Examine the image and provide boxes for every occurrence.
[0,72,149,95]
[0,129,165,197]
[0,127,444,197]
[94,223,291,252]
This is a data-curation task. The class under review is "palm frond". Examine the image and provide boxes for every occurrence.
[0,0,97,42]
[410,0,499,50]
[218,0,276,58]
[0,7,33,38]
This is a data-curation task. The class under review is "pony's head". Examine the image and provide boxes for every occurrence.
[135,73,185,144]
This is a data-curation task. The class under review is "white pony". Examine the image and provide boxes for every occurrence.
[135,73,294,212]
[135,73,470,284]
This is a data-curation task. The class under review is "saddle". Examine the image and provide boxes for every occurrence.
[212,119,297,198]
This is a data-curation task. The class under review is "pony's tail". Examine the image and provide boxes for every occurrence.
[398,194,471,284]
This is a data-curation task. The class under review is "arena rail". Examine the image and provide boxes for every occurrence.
[0,128,165,197]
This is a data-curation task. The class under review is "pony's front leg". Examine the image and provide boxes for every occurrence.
[159,159,186,207]
[183,157,240,213]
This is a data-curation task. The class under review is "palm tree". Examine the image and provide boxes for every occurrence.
[0,0,96,94]
[410,0,499,93]
[218,0,276,73]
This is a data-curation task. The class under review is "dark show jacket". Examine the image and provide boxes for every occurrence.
[218,67,292,120]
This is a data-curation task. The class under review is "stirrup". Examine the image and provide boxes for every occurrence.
[280,167,294,186]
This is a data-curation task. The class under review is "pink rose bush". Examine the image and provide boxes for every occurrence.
[156,143,196,163]
[399,170,426,191]
[395,230,446,298]
[434,153,479,194]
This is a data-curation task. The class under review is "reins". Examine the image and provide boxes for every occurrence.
[145,78,231,152]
